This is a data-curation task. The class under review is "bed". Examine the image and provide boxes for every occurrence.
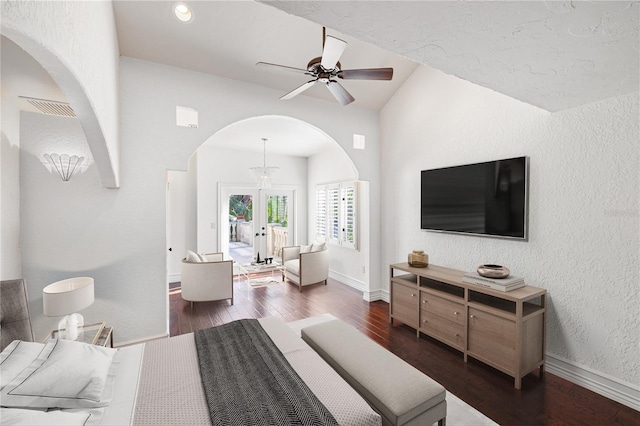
[0,314,382,425]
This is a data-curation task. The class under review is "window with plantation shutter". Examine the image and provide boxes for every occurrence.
[341,184,357,248]
[315,181,358,250]
[316,186,326,239]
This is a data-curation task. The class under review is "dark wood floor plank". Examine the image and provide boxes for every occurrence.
[170,277,640,425]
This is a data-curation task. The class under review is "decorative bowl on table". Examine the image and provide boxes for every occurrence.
[477,264,510,279]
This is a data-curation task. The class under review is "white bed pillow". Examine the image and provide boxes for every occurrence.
[0,340,45,391]
[1,339,121,409]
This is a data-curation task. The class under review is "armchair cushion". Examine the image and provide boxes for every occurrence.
[311,241,326,252]
[300,245,312,254]
[185,250,201,263]
[283,259,300,276]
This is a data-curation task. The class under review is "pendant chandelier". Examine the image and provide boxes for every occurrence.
[249,138,279,189]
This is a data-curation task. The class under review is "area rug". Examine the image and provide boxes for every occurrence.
[287,314,498,426]
[248,276,281,288]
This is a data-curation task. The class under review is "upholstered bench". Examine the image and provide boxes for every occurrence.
[301,319,447,426]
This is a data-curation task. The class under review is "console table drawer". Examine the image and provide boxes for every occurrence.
[420,311,465,350]
[421,292,464,325]
[468,307,516,372]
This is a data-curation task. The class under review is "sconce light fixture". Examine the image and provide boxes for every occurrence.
[42,153,86,181]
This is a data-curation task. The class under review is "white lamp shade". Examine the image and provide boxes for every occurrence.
[43,277,95,317]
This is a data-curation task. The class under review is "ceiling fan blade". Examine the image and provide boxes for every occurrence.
[338,68,394,81]
[321,35,347,70]
[326,80,355,106]
[256,62,311,76]
[280,80,318,100]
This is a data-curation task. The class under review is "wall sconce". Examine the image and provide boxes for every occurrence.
[42,153,86,181]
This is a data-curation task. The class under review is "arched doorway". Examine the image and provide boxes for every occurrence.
[166,114,360,283]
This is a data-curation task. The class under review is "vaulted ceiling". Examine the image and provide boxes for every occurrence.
[261,1,639,112]
[115,0,638,112]
[5,1,638,158]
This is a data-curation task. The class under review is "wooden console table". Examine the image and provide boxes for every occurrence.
[390,262,546,389]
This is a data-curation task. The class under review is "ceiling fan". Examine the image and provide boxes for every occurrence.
[256,27,393,106]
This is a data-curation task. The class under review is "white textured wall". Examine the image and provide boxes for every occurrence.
[308,144,371,294]
[1,0,120,187]
[17,56,380,343]
[1,36,68,280]
[380,66,639,388]
[19,112,128,341]
[1,65,21,281]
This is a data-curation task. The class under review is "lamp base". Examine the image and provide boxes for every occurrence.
[57,313,85,340]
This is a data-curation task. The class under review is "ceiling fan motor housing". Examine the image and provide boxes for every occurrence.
[307,56,341,75]
[257,30,392,105]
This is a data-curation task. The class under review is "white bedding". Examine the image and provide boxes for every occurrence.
[132,317,381,426]
[1,317,381,426]
[100,344,144,425]
[0,341,144,426]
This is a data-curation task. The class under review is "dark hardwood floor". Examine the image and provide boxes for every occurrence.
[169,277,639,425]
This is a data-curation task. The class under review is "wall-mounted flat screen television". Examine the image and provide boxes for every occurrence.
[421,157,528,240]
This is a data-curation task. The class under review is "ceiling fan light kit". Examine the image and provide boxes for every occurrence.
[257,27,394,106]
[172,2,193,23]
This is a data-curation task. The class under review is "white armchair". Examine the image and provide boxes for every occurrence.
[281,244,329,292]
[181,252,233,308]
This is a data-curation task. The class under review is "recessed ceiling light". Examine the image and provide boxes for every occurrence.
[173,2,193,23]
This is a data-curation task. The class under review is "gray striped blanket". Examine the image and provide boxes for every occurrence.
[194,319,339,426]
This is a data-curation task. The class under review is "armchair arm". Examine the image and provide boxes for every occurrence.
[281,246,301,263]
[299,248,329,285]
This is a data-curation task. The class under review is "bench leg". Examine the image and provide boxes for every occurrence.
[438,417,446,426]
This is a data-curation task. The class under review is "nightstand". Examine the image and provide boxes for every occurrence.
[45,322,114,347]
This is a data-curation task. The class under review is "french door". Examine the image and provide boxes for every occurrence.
[257,188,295,262]
[219,184,296,264]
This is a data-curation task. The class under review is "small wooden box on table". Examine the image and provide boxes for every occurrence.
[389,262,546,389]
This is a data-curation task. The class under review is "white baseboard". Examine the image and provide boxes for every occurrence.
[364,289,390,302]
[168,273,181,284]
[329,270,365,292]
[546,353,640,411]
[328,272,391,303]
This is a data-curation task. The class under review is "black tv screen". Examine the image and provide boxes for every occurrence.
[421,157,528,239]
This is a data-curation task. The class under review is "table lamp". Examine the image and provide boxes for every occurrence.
[43,277,94,340]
